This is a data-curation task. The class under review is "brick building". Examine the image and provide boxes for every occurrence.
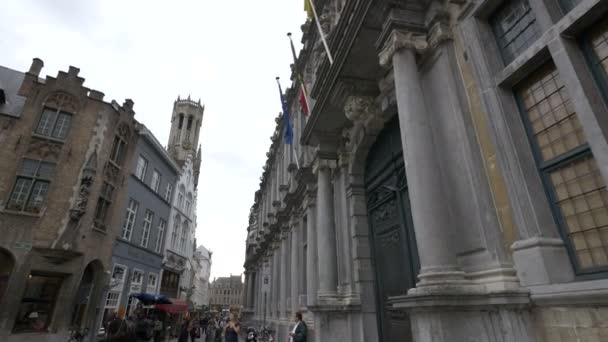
[209,275,243,311]
[0,58,138,342]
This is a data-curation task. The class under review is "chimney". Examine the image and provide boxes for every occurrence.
[28,58,44,77]
[19,58,44,96]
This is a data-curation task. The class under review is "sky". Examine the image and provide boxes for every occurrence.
[0,0,307,280]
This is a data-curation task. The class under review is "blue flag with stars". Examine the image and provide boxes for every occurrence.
[276,78,293,145]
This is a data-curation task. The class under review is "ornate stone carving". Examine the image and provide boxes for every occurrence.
[379,30,428,68]
[70,150,97,220]
[344,96,379,123]
[44,91,78,113]
[428,22,453,50]
[27,136,62,159]
[116,122,131,139]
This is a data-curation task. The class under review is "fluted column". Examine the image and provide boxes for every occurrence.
[314,158,339,299]
[379,29,468,289]
[305,192,318,307]
[290,223,300,313]
[279,232,289,319]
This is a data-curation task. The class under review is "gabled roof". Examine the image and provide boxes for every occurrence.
[0,65,26,118]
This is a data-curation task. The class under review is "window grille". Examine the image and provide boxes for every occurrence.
[121,199,139,240]
[516,64,608,272]
[7,159,56,213]
[490,0,540,64]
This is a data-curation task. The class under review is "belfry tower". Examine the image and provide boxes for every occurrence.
[168,95,204,186]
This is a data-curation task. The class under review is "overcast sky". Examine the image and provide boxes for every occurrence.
[0,0,306,280]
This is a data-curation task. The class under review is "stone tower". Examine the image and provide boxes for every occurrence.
[168,95,204,186]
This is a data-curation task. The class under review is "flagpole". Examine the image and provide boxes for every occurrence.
[307,0,334,65]
[287,32,311,114]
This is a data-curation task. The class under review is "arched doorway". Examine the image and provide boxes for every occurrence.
[71,261,103,331]
[0,249,14,302]
[365,116,419,342]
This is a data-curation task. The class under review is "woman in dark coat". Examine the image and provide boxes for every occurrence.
[178,319,190,342]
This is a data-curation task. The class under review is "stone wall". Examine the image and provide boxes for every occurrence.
[534,306,608,341]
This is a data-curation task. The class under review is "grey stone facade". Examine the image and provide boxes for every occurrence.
[243,1,608,341]
[99,125,180,324]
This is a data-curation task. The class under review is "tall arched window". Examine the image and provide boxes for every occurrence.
[177,185,185,210]
[187,115,193,130]
[186,193,193,216]
[180,221,189,253]
[171,215,180,250]
[178,114,184,129]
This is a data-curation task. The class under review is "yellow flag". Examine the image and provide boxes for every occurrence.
[304,0,313,19]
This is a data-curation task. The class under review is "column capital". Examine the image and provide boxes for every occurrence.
[312,157,338,175]
[378,30,428,68]
[427,21,452,51]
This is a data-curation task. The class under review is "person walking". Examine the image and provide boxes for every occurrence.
[223,313,240,342]
[289,312,307,342]
[152,316,163,342]
[105,313,127,342]
[178,319,190,342]
[189,317,200,342]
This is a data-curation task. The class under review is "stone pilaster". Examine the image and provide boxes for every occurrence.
[305,190,318,307]
[290,222,300,313]
[313,157,340,301]
[279,231,289,319]
[379,28,471,291]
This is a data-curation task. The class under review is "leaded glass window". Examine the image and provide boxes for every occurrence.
[584,20,608,104]
[490,0,540,64]
[516,63,608,272]
[35,107,72,140]
[94,182,114,226]
[7,159,56,213]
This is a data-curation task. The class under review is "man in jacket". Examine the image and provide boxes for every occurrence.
[289,311,307,342]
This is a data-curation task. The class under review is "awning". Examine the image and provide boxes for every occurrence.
[130,293,172,305]
[155,298,188,313]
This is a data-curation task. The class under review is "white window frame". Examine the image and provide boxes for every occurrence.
[141,210,154,247]
[121,199,138,240]
[165,183,173,202]
[132,269,143,285]
[155,219,166,253]
[135,155,148,180]
[151,169,161,193]
[147,273,158,294]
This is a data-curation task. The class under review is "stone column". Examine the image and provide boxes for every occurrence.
[314,158,339,299]
[242,272,249,308]
[279,233,289,319]
[379,30,468,290]
[290,224,300,313]
[305,192,318,307]
[271,245,280,317]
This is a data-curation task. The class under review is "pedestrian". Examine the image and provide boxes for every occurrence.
[223,313,240,342]
[153,316,163,342]
[289,311,307,342]
[178,319,190,342]
[189,318,200,342]
[205,318,216,342]
[105,313,127,342]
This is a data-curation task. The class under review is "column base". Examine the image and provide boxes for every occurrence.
[511,237,574,286]
[392,290,536,342]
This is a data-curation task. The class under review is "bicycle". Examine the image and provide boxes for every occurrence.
[66,327,89,342]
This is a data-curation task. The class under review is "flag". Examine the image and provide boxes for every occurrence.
[288,32,311,116]
[304,0,313,19]
[298,87,309,115]
[276,77,293,145]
